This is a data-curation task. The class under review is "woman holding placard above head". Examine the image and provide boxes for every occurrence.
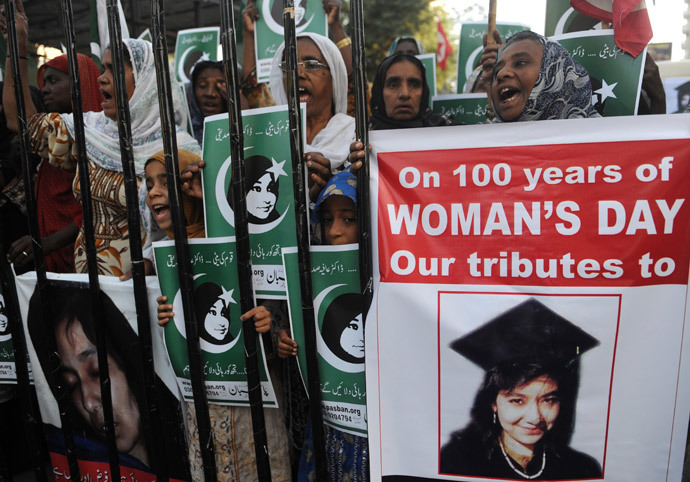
[0,0,200,277]
[440,298,603,480]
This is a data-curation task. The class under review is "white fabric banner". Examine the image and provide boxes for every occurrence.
[365,115,690,481]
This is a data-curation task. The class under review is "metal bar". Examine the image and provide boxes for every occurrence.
[282,0,327,478]
[149,1,218,480]
[2,0,82,479]
[219,1,272,479]
[350,0,372,308]
[0,245,48,482]
[59,0,123,478]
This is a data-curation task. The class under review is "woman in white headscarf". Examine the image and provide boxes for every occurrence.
[268,32,355,201]
[2,0,199,277]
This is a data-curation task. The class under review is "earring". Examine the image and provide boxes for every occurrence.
[493,411,497,425]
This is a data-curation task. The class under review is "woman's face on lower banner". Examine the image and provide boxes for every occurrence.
[56,317,147,463]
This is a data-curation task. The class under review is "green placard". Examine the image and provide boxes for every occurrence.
[202,105,304,299]
[174,27,220,84]
[254,0,328,82]
[456,21,529,93]
[416,53,437,97]
[432,93,489,125]
[545,0,601,36]
[137,28,153,44]
[553,30,644,116]
[153,237,277,406]
[283,244,366,436]
[0,289,16,383]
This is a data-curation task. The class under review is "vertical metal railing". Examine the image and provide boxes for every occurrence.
[148,1,218,480]
[351,0,372,314]
[218,0,272,480]
[58,1,124,479]
[282,0,328,478]
[2,0,82,479]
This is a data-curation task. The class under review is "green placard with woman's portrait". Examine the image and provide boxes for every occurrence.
[153,237,277,407]
[202,105,305,299]
[253,0,328,82]
[283,244,367,436]
[0,288,16,383]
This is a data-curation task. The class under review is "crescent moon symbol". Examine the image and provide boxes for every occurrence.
[262,0,315,35]
[215,155,236,228]
[555,7,576,35]
[248,205,290,235]
[177,46,196,84]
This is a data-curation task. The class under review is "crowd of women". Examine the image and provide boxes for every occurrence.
[0,0,682,480]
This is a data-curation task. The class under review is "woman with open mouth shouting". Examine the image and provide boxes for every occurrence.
[490,31,600,123]
[1,0,199,278]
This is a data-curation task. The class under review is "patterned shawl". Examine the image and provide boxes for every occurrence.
[492,33,600,122]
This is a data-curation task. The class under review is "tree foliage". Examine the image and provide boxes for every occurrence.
[341,0,433,79]
[342,0,465,93]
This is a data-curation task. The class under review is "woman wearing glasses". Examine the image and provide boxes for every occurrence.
[268,32,355,202]
[241,0,355,203]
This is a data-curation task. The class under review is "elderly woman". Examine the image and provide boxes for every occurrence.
[490,31,600,122]
[268,32,356,200]
[440,298,603,480]
[369,53,452,130]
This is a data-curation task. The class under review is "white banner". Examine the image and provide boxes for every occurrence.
[366,115,690,481]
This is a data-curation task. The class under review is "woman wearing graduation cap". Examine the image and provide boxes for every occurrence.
[440,298,603,480]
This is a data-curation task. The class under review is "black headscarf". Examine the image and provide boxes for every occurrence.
[369,54,452,130]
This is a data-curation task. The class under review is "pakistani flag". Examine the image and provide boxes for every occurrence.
[552,30,644,116]
[89,0,130,62]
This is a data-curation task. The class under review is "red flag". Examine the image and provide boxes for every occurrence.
[570,0,652,57]
[437,20,452,71]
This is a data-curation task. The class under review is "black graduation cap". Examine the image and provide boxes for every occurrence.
[675,81,690,94]
[450,298,599,370]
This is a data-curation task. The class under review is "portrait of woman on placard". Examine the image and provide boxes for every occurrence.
[0,296,8,336]
[195,281,235,346]
[244,154,282,225]
[27,282,189,480]
[440,298,603,480]
[321,292,365,364]
[270,0,309,29]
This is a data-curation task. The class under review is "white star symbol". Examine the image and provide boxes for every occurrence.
[218,287,236,305]
[266,158,288,178]
[199,52,211,62]
[594,79,618,103]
